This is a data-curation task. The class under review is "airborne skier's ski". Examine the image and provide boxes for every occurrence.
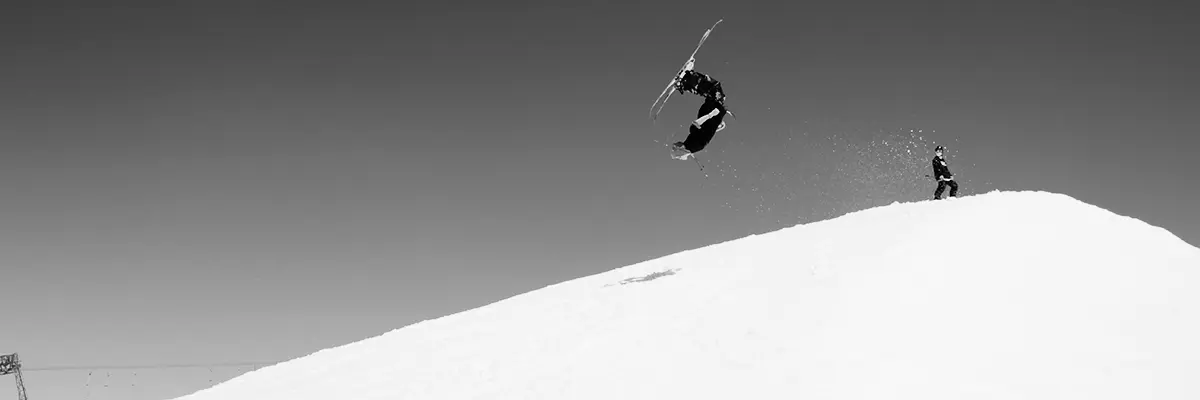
[649,19,723,120]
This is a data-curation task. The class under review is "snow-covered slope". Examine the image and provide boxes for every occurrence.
[176,191,1200,399]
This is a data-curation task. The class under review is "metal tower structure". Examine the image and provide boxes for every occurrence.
[1,353,28,400]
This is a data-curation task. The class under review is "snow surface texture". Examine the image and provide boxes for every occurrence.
[176,191,1200,400]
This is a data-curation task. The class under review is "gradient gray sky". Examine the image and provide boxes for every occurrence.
[2,1,1197,398]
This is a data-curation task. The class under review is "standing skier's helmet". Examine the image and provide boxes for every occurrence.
[934,145,945,152]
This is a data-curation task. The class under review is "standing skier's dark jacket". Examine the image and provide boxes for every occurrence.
[932,156,953,180]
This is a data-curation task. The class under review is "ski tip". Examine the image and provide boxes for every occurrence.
[702,19,722,32]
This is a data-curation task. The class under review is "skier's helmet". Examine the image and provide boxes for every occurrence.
[934,145,945,152]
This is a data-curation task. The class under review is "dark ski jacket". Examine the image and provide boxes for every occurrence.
[695,97,727,126]
[678,97,728,153]
[932,156,953,180]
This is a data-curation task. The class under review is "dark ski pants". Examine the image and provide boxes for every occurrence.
[678,71,724,100]
[934,179,958,199]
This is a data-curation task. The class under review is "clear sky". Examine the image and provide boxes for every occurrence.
[2,1,1197,399]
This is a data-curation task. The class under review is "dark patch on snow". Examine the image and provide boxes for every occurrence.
[618,268,679,285]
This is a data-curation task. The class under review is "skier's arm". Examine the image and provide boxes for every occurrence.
[932,159,953,180]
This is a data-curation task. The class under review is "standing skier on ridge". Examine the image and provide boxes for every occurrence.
[669,59,730,160]
[932,145,959,199]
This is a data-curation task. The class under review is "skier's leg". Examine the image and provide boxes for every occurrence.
[675,70,701,94]
[948,180,959,197]
[934,181,947,200]
[676,70,726,100]
[702,80,724,101]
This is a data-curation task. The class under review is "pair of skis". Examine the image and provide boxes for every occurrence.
[649,19,723,121]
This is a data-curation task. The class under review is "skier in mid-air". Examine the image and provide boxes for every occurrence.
[668,60,729,160]
[932,145,959,199]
